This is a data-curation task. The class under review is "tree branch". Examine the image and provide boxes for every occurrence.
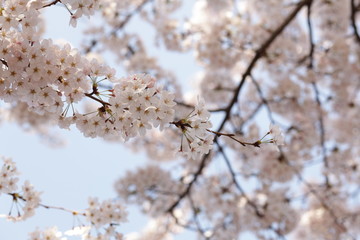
[84,0,152,54]
[289,165,354,239]
[166,154,210,213]
[351,0,360,45]
[306,1,315,68]
[216,0,312,134]
[174,100,227,113]
[166,0,311,215]
[311,82,330,187]
[41,0,61,9]
[249,75,275,123]
[84,93,111,106]
[216,140,264,217]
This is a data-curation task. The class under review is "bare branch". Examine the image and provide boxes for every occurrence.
[306,1,315,68]
[41,0,61,9]
[84,93,111,106]
[351,0,360,45]
[311,82,330,187]
[166,0,311,215]
[216,0,312,134]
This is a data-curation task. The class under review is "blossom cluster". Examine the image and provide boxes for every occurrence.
[62,0,100,27]
[66,73,176,140]
[29,227,63,240]
[73,197,128,240]
[172,98,213,160]
[0,157,18,195]
[86,197,128,228]
[195,69,236,108]
[11,187,128,239]
[1,156,128,239]
[0,0,176,142]
[0,157,41,221]
[115,165,183,217]
[126,217,177,240]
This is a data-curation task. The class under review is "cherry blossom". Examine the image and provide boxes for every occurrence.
[0,157,41,221]
[1,0,360,239]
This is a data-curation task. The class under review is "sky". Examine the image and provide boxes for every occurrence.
[0,2,198,239]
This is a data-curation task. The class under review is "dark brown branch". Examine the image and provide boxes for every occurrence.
[166,0,310,214]
[168,211,200,232]
[206,129,235,137]
[216,0,311,134]
[187,194,206,236]
[249,75,275,123]
[311,82,330,187]
[85,0,152,54]
[269,225,288,240]
[216,140,264,218]
[272,147,353,238]
[114,0,152,32]
[166,154,210,213]
[218,143,290,240]
[289,166,353,239]
[351,0,360,45]
[207,128,264,147]
[306,1,315,68]
[233,102,263,133]
[42,0,61,9]
[84,93,111,106]
[175,100,227,113]
[0,59,8,68]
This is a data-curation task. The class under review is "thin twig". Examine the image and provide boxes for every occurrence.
[188,194,206,236]
[84,93,111,106]
[306,1,315,68]
[84,0,152,54]
[0,59,8,68]
[306,0,330,187]
[311,82,330,187]
[249,75,275,123]
[166,154,210,213]
[114,0,153,32]
[41,0,61,9]
[39,203,85,216]
[7,193,85,216]
[215,141,264,218]
[168,211,200,232]
[232,102,263,133]
[351,0,360,45]
[216,0,312,134]
[175,101,227,113]
[289,165,353,238]
[166,0,310,214]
